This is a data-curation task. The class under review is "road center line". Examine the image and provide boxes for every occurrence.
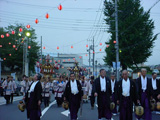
[41,100,56,118]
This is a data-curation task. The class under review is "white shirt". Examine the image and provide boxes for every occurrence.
[111,80,115,93]
[122,78,130,97]
[152,78,157,90]
[70,80,79,95]
[141,76,147,90]
[28,81,39,93]
[100,77,106,92]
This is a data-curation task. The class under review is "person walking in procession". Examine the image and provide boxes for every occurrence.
[25,73,42,120]
[136,68,152,120]
[93,69,112,120]
[116,70,137,120]
[2,75,12,105]
[64,73,83,120]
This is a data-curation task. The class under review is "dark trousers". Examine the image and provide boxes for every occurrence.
[120,96,132,120]
[111,93,117,114]
[135,91,152,120]
[4,95,10,104]
[89,96,95,107]
[69,94,80,120]
[27,92,41,120]
[55,97,63,106]
[44,97,49,107]
[11,93,14,103]
[98,92,112,119]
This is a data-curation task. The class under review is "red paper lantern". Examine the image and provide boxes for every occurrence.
[28,46,31,49]
[4,58,6,60]
[93,51,95,54]
[85,54,88,56]
[79,56,82,59]
[58,60,60,63]
[46,13,49,19]
[99,49,102,51]
[9,42,11,45]
[100,43,102,46]
[58,4,62,10]
[57,46,59,50]
[35,18,39,24]
[9,54,11,56]
[1,35,4,38]
[113,41,116,44]
[71,46,73,48]
[15,48,18,50]
[68,59,70,61]
[6,33,10,37]
[73,58,75,60]
[106,45,109,48]
[12,31,15,35]
[19,28,23,32]
[26,24,30,29]
[63,60,65,62]
[43,46,46,49]
[0,45,2,47]
[86,45,88,47]
[13,45,16,48]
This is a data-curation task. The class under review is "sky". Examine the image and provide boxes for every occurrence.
[0,0,160,66]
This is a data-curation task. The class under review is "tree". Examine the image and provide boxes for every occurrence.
[104,0,158,69]
[0,24,40,73]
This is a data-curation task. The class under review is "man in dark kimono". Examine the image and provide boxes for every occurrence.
[151,72,160,111]
[64,73,82,120]
[25,73,42,120]
[116,70,137,120]
[110,73,117,115]
[136,68,152,120]
[93,69,112,120]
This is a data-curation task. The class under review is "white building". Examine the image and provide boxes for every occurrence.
[54,54,83,67]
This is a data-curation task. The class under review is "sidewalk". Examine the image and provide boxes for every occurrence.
[0,96,23,105]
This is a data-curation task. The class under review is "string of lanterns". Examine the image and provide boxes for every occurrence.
[0,2,110,61]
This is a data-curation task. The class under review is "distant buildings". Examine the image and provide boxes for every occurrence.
[54,53,83,67]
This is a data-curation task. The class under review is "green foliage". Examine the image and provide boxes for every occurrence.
[0,24,40,73]
[104,0,158,69]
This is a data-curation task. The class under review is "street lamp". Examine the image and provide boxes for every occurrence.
[18,33,21,36]
[26,32,31,37]
[24,31,31,76]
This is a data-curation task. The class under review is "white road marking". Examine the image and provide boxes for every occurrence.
[41,100,56,118]
[61,110,70,117]
[95,104,98,107]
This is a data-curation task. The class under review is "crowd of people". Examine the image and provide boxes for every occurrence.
[1,68,160,120]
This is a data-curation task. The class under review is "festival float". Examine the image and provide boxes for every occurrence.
[40,54,60,80]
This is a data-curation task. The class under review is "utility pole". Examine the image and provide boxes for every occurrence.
[0,58,3,80]
[115,0,119,80]
[0,43,3,79]
[88,46,91,77]
[93,37,95,76]
[41,36,42,64]
[23,39,25,75]
[25,37,29,76]
[95,60,97,78]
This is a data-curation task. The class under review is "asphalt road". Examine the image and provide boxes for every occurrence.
[0,95,160,120]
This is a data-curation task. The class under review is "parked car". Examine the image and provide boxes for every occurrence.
[153,69,160,74]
